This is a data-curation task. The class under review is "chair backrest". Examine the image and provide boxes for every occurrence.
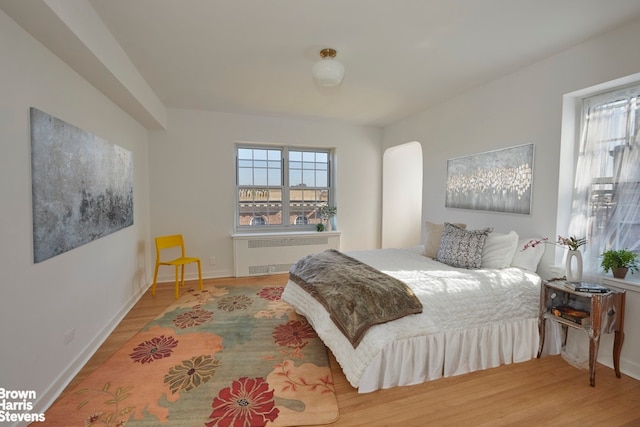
[155,234,185,259]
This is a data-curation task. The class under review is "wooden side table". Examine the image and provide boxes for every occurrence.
[537,279,625,386]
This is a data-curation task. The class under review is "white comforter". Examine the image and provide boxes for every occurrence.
[282,246,542,393]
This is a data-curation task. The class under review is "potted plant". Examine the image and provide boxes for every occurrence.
[319,205,337,231]
[600,249,639,279]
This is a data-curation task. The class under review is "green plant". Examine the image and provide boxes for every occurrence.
[600,249,639,274]
[319,205,337,219]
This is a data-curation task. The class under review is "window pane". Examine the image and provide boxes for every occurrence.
[316,171,327,187]
[254,149,267,160]
[288,189,328,225]
[238,167,253,185]
[238,188,282,227]
[268,168,282,186]
[253,168,267,185]
[238,148,253,160]
[303,170,315,187]
[290,169,302,187]
[268,150,281,161]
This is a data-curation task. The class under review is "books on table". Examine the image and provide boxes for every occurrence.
[565,282,609,293]
[550,306,591,327]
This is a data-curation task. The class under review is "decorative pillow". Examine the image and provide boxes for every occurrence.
[511,237,546,272]
[436,223,492,269]
[423,221,466,258]
[481,231,519,269]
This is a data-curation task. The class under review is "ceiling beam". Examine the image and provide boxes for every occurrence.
[0,0,167,130]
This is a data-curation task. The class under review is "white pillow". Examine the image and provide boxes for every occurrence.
[511,237,546,272]
[423,221,466,258]
[481,231,519,269]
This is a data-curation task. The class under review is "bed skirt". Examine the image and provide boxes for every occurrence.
[357,318,539,393]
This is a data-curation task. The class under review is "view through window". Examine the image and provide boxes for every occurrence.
[236,145,332,230]
[569,84,640,271]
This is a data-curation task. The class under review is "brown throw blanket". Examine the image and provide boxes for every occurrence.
[289,249,423,348]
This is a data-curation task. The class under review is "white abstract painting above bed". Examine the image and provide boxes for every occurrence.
[282,246,542,393]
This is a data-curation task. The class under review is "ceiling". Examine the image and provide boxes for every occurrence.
[9,1,640,128]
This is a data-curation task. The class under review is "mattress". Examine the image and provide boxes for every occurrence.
[282,246,542,393]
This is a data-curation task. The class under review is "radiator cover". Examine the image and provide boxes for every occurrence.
[232,232,341,277]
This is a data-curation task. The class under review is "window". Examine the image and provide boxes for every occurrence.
[569,84,640,272]
[236,145,333,230]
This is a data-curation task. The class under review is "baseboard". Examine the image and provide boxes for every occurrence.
[32,283,151,420]
[598,355,640,382]
[155,269,234,283]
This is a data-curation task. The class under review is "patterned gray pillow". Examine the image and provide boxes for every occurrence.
[436,223,492,269]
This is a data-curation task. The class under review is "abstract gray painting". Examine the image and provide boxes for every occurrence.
[446,143,533,214]
[30,108,133,263]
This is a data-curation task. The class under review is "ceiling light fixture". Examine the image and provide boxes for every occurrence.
[312,48,345,87]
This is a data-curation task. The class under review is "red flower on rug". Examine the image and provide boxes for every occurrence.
[173,308,214,329]
[256,286,284,301]
[129,335,178,364]
[272,320,317,349]
[205,376,279,427]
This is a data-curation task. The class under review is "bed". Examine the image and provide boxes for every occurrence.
[282,223,546,393]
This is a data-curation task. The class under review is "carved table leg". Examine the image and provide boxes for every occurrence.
[613,330,625,378]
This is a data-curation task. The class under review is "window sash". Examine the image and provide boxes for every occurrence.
[236,144,333,230]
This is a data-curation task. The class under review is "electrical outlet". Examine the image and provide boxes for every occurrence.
[64,328,75,345]
[209,256,216,266]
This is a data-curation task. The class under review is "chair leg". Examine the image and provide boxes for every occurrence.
[174,265,180,300]
[152,263,160,296]
[181,264,185,288]
[197,260,203,291]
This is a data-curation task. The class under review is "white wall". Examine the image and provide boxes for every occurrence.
[0,8,152,415]
[382,17,640,380]
[148,108,382,280]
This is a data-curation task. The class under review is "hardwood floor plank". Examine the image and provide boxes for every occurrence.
[54,275,640,426]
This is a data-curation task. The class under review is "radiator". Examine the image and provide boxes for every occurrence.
[232,232,341,277]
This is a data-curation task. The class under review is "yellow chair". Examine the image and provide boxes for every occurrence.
[151,234,203,299]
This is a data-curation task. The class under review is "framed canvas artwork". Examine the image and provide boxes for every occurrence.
[30,108,133,263]
[445,143,533,214]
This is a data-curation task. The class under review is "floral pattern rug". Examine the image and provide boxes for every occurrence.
[42,284,339,426]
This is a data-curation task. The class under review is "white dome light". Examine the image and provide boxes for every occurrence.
[312,48,345,87]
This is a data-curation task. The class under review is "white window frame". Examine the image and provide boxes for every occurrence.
[558,73,640,279]
[235,143,335,232]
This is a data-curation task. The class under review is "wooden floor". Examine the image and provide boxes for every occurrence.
[58,275,640,426]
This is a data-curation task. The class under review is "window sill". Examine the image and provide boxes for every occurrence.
[600,275,640,293]
[232,230,341,239]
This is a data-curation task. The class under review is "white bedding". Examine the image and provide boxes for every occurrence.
[282,246,542,393]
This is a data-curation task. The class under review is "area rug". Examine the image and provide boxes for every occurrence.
[42,284,339,426]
